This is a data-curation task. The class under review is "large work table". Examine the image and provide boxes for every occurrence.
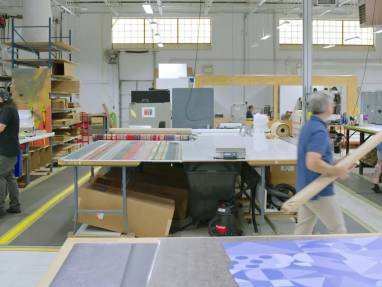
[344,124,382,175]
[59,130,297,233]
[38,233,382,287]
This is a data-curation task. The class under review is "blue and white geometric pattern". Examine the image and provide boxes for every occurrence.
[224,236,382,287]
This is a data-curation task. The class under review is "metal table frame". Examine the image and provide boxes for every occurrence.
[345,125,377,175]
[72,165,133,235]
[20,133,55,186]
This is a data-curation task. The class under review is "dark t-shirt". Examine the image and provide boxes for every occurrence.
[0,105,20,157]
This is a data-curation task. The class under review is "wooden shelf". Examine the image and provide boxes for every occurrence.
[6,41,79,53]
[5,58,77,68]
[52,108,78,114]
[52,135,81,147]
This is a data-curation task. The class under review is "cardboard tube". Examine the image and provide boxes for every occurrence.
[282,131,382,213]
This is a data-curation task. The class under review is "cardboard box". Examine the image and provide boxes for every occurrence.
[40,146,52,167]
[29,148,41,171]
[51,99,68,110]
[96,175,188,220]
[51,80,80,94]
[52,61,76,78]
[78,182,175,237]
[269,166,296,187]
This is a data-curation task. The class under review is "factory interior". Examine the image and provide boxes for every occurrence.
[1,0,382,286]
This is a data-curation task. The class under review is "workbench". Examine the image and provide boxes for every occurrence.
[38,233,382,287]
[59,130,297,234]
[19,132,55,186]
[344,124,382,175]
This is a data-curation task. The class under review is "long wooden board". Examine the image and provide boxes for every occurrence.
[282,131,382,213]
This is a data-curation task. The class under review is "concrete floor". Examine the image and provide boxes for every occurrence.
[1,166,382,286]
[0,166,379,247]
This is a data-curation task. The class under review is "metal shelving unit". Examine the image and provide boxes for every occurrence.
[8,17,76,68]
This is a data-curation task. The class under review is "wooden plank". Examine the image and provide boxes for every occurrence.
[51,80,80,94]
[282,131,382,213]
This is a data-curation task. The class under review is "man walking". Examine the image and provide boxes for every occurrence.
[0,86,21,216]
[295,91,352,235]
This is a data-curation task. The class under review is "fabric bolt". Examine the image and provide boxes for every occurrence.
[92,134,189,141]
[224,236,382,287]
[294,195,347,235]
[0,155,20,211]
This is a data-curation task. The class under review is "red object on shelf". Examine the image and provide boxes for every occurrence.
[0,16,6,28]
[78,112,90,146]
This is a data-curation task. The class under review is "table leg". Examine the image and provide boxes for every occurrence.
[359,132,365,175]
[49,137,53,173]
[346,129,350,155]
[25,143,31,186]
[90,167,95,178]
[258,167,266,230]
[122,166,128,234]
[73,166,79,234]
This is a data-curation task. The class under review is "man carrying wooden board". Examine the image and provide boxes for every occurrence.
[294,91,353,235]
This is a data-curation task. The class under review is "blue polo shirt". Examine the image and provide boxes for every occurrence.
[296,115,334,198]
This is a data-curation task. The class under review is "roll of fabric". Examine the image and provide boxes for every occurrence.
[92,134,190,141]
[271,122,290,138]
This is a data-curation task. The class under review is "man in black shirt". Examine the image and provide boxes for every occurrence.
[0,86,21,216]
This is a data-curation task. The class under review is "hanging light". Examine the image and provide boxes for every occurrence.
[323,44,335,49]
[277,20,291,30]
[375,29,382,34]
[142,3,154,14]
[261,34,271,40]
[158,42,164,48]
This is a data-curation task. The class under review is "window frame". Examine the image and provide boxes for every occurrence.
[278,19,375,48]
[112,17,212,48]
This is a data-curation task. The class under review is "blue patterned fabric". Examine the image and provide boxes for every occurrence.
[224,236,382,287]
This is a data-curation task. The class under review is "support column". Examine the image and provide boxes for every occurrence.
[303,0,313,122]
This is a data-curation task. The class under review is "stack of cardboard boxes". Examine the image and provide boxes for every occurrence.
[79,164,189,237]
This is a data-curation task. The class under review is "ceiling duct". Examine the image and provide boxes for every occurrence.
[359,0,382,27]
[315,0,337,5]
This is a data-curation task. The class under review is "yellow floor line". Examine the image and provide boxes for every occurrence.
[0,247,59,252]
[0,170,95,245]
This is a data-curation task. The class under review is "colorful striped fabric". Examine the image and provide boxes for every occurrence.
[64,140,181,162]
[92,134,190,141]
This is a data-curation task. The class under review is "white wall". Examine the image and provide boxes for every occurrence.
[64,12,382,121]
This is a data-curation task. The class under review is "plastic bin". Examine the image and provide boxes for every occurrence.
[185,163,240,222]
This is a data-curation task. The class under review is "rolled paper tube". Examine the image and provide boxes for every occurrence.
[271,122,290,137]
[282,131,382,213]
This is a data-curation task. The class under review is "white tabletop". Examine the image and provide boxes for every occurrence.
[19,132,55,144]
[356,124,382,133]
[182,131,297,164]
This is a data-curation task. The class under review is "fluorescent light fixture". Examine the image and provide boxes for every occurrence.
[80,7,88,11]
[251,43,259,48]
[277,20,291,30]
[258,0,266,7]
[142,4,154,14]
[319,9,331,17]
[345,36,360,41]
[375,29,382,34]
[338,0,352,7]
[158,43,164,47]
[323,44,335,49]
[261,34,271,40]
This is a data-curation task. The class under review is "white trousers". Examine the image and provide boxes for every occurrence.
[294,195,347,235]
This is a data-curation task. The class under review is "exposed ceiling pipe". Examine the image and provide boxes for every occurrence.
[104,0,119,16]
[51,0,76,15]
